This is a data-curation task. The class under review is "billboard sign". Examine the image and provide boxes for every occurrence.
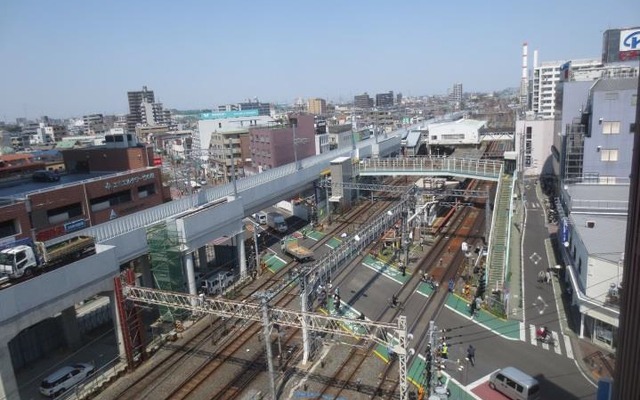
[64,219,86,233]
[199,110,259,120]
[620,29,640,52]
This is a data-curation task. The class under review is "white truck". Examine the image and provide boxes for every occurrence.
[0,236,96,285]
[266,212,288,233]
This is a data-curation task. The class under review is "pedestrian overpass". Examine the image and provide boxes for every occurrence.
[356,157,502,181]
[354,155,515,307]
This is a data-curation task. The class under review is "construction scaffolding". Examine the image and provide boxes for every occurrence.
[146,221,185,321]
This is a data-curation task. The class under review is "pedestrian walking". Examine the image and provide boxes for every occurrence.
[467,345,476,366]
[441,343,448,359]
[545,271,552,284]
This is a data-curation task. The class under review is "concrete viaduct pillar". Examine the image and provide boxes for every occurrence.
[61,306,82,350]
[198,247,208,270]
[107,291,126,360]
[183,252,197,296]
[0,341,19,400]
[236,231,247,279]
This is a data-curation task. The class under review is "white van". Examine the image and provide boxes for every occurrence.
[254,212,268,225]
[489,367,540,400]
[40,363,94,397]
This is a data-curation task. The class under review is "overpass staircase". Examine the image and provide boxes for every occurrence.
[487,174,514,294]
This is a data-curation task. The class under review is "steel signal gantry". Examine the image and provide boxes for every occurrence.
[122,283,411,400]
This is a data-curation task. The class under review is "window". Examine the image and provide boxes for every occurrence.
[600,149,618,162]
[90,190,132,212]
[137,183,156,199]
[631,123,637,134]
[602,121,620,134]
[218,123,222,128]
[0,219,19,239]
[47,203,83,224]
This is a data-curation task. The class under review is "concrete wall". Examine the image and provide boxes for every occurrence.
[0,244,118,342]
[515,119,556,176]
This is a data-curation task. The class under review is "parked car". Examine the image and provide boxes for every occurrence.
[32,170,60,182]
[40,363,94,397]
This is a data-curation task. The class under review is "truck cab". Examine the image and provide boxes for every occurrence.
[0,245,38,280]
[267,212,288,233]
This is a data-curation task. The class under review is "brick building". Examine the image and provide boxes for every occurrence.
[0,134,170,243]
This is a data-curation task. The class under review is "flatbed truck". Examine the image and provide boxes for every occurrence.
[281,237,313,262]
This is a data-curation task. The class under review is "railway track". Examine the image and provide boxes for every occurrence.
[108,164,499,400]
[316,194,476,399]
[314,163,494,399]
[107,185,402,400]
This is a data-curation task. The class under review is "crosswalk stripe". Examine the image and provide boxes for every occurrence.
[564,335,574,359]
[552,331,562,354]
[529,324,570,357]
[529,325,537,346]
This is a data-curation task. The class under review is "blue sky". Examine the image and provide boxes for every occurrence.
[0,0,637,120]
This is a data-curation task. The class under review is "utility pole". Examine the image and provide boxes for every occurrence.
[426,321,436,397]
[228,138,238,198]
[260,297,277,400]
[293,121,300,170]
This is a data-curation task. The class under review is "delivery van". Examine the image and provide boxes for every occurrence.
[489,367,540,400]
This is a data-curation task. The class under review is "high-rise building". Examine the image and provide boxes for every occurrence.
[127,86,155,131]
[237,100,271,116]
[82,114,107,135]
[375,91,394,108]
[307,98,327,115]
[396,93,403,105]
[450,83,463,107]
[354,93,373,109]
[531,59,602,119]
[602,27,640,63]
[126,86,174,133]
